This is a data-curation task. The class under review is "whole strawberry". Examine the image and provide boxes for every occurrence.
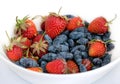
[46,59,67,74]
[15,16,37,39]
[88,40,106,57]
[67,17,84,31]
[31,34,48,58]
[67,60,79,73]
[45,13,67,39]
[82,59,92,71]
[6,45,23,61]
[88,16,116,34]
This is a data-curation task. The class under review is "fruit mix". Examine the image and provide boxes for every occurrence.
[5,11,115,74]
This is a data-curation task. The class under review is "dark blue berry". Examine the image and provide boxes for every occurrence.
[81,52,88,59]
[41,53,57,62]
[55,44,69,52]
[15,61,23,67]
[57,52,73,60]
[65,14,74,18]
[68,39,75,48]
[69,31,85,40]
[44,34,52,45]
[71,45,86,53]
[93,58,102,66]
[41,61,47,72]
[74,50,81,56]
[92,66,99,70]
[19,57,39,68]
[76,38,88,45]
[48,45,56,53]
[102,53,111,66]
[104,32,111,38]
[62,42,69,46]
[107,43,115,51]
[74,55,82,65]
[86,32,92,40]
[74,27,85,32]
[62,30,70,35]
[94,36,102,40]
[53,34,68,45]
[79,64,87,72]
[102,37,110,41]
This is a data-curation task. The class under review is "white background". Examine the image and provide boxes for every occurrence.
[0,0,120,84]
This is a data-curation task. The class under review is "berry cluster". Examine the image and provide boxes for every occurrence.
[5,11,115,74]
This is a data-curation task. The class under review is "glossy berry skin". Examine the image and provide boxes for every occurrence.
[45,13,67,39]
[21,37,31,49]
[46,59,67,74]
[88,17,108,34]
[40,21,45,31]
[6,45,23,61]
[88,40,106,57]
[67,60,79,73]
[67,17,84,31]
[22,20,37,39]
[82,59,92,71]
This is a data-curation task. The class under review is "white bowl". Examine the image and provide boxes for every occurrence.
[0,1,120,84]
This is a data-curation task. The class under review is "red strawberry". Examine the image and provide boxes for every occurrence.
[88,40,106,57]
[15,16,37,39]
[13,36,31,49]
[6,45,23,61]
[67,17,84,31]
[82,59,92,71]
[27,67,43,72]
[45,13,67,39]
[46,59,67,74]
[67,60,79,73]
[31,34,48,58]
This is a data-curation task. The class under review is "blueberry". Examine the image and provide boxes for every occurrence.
[71,45,86,53]
[55,44,69,52]
[79,64,87,72]
[74,50,81,56]
[44,34,52,45]
[74,27,85,32]
[41,61,47,72]
[102,53,111,66]
[86,32,92,40]
[94,36,101,40]
[53,34,68,45]
[92,58,102,66]
[69,31,85,40]
[102,37,110,41]
[48,45,56,53]
[76,38,89,45]
[41,53,57,62]
[81,52,88,59]
[68,39,75,48]
[19,57,39,68]
[107,43,115,51]
[74,55,82,65]
[15,61,23,67]
[57,52,73,60]
[65,14,74,18]
[104,32,111,38]
[84,21,89,28]
[62,30,70,35]
[92,66,99,70]
[62,42,69,46]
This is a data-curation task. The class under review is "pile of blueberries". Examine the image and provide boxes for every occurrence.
[15,15,115,73]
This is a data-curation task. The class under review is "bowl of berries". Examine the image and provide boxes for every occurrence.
[0,9,120,84]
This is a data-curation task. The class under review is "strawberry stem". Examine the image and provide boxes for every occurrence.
[108,14,117,24]
[105,40,115,44]
[5,31,11,42]
[58,7,62,15]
